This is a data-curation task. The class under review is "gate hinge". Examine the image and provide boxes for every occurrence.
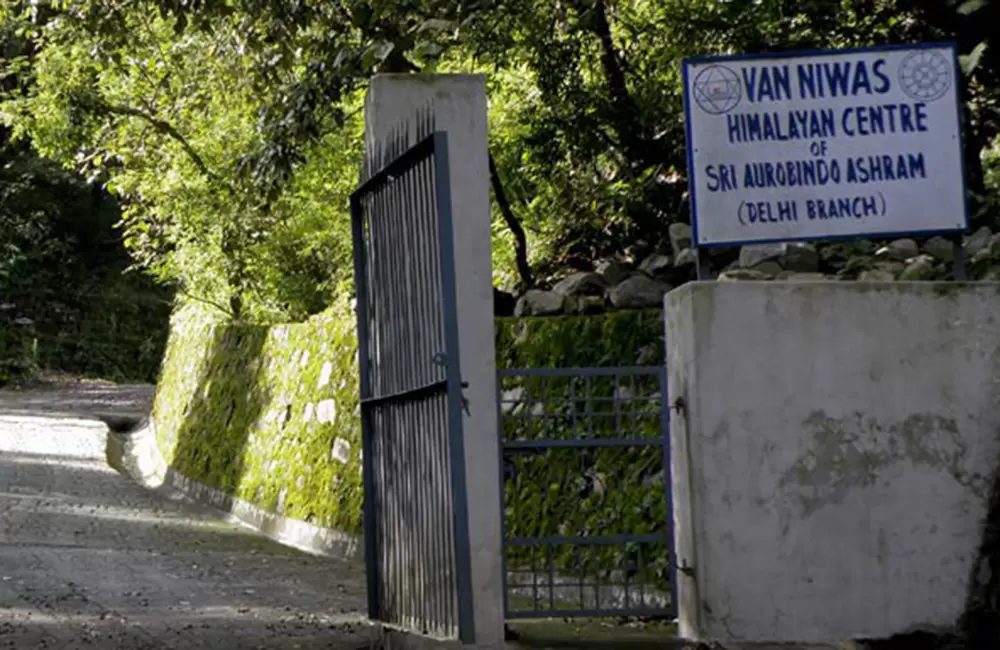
[677,561,696,579]
[433,352,471,416]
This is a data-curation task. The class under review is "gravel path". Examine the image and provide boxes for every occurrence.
[0,381,372,649]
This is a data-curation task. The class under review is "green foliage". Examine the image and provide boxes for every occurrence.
[5,0,1000,320]
[0,140,171,384]
[495,311,665,368]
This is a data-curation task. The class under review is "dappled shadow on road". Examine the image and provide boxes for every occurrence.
[0,378,153,422]
[0,423,368,649]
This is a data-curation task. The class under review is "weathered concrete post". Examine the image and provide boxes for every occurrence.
[364,74,504,649]
[664,281,1000,645]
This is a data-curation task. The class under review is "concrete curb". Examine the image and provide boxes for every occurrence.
[105,417,361,561]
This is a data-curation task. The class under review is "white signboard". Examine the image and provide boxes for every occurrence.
[682,44,967,247]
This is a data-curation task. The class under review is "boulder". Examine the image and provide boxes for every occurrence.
[859,268,897,281]
[608,275,671,308]
[674,248,697,268]
[638,253,672,276]
[668,223,693,257]
[923,236,955,263]
[875,238,919,261]
[719,269,768,281]
[781,243,820,272]
[970,233,1000,264]
[898,255,937,281]
[739,243,785,268]
[972,245,995,265]
[785,272,828,282]
[751,260,783,278]
[551,272,607,297]
[563,295,605,315]
[965,226,993,257]
[594,259,630,286]
[514,290,565,316]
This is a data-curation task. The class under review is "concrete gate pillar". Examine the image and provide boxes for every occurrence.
[364,74,504,649]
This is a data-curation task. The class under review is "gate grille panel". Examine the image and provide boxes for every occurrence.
[498,367,677,620]
[351,131,473,641]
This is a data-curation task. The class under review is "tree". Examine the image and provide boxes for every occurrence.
[5,0,1000,320]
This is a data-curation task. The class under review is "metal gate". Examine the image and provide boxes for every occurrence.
[350,131,475,642]
[497,366,677,620]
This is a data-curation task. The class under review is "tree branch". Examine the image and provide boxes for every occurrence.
[488,152,534,288]
[102,103,218,182]
[176,288,234,318]
[583,0,656,171]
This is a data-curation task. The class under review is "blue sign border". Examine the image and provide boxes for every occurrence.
[681,42,970,249]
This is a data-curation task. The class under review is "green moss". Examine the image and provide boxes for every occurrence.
[152,303,364,534]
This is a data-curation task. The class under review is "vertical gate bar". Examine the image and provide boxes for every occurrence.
[400,153,419,401]
[547,543,555,611]
[349,192,380,621]
[414,164,432,633]
[389,169,415,629]
[400,163,425,630]
[419,155,445,634]
[638,545,646,607]
[363,193,379,398]
[387,173,411,628]
[385,177,402,397]
[425,156,445,375]
[368,188,383,398]
[369,190,388,621]
[384,181,403,626]
[370,184,393,623]
[423,154,446,633]
[431,131,476,644]
[496,375,510,619]
[434,152,459,637]
[424,153,454,634]
[375,182,392,396]
[659,366,678,619]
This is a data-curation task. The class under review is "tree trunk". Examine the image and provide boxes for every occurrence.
[489,152,534,289]
[584,0,656,172]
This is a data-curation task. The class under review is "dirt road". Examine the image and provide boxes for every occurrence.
[0,378,371,649]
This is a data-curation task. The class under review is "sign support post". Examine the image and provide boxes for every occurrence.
[952,234,967,281]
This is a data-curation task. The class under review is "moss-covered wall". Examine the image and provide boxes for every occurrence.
[152,305,664,544]
[152,303,364,534]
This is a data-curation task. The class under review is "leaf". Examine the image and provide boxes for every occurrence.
[957,0,989,15]
[961,41,989,76]
[374,41,395,63]
[416,18,453,33]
